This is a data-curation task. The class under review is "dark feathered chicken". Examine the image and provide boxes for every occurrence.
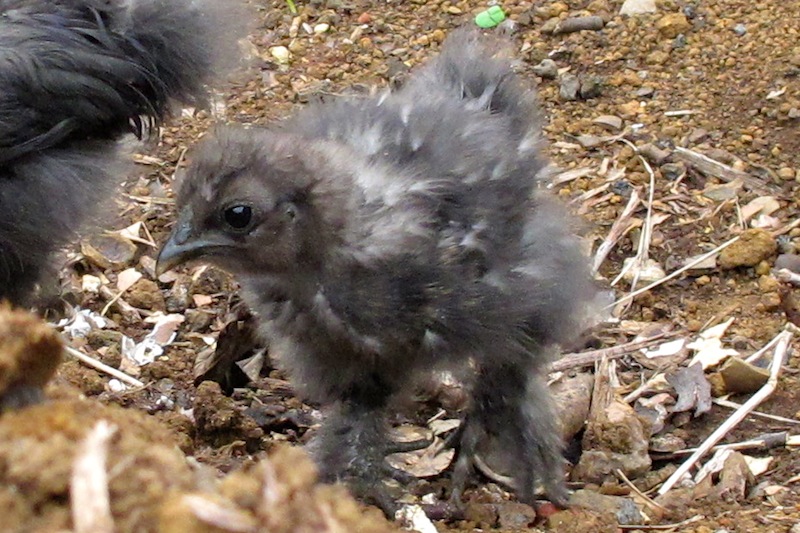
[0,0,244,304]
[158,29,595,509]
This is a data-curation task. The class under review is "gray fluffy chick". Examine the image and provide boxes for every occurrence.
[0,0,245,305]
[158,28,595,510]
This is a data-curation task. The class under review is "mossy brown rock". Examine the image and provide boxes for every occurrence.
[159,446,396,533]
[0,399,193,533]
[718,229,778,269]
[0,305,63,406]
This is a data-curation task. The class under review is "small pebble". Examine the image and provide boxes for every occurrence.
[579,76,603,99]
[610,180,633,196]
[532,59,558,79]
[775,254,800,274]
[660,163,685,180]
[269,45,290,64]
[656,13,691,39]
[619,0,656,16]
[719,229,778,269]
[559,74,580,101]
[733,23,747,36]
[695,275,711,286]
[593,115,623,130]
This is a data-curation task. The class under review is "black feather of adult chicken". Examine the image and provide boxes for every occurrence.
[0,0,244,304]
[158,29,596,509]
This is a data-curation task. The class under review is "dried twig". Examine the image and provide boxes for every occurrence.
[774,268,800,287]
[620,515,704,530]
[673,147,773,193]
[179,495,257,532]
[552,331,673,372]
[551,15,605,34]
[657,328,793,495]
[610,139,656,301]
[652,431,791,460]
[549,166,594,188]
[771,217,800,237]
[124,193,175,205]
[473,453,516,490]
[99,285,142,319]
[71,421,117,533]
[65,345,145,388]
[623,371,666,405]
[570,181,610,205]
[615,468,667,514]
[607,236,740,308]
[712,399,800,425]
[664,110,700,117]
[592,188,642,275]
[745,332,785,364]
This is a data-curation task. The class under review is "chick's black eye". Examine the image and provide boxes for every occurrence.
[223,205,253,230]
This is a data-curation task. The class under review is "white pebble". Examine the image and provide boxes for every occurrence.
[269,45,290,64]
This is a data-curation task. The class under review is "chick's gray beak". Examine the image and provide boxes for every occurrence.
[156,219,205,276]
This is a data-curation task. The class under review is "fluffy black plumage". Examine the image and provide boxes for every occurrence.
[159,29,596,508]
[0,0,244,304]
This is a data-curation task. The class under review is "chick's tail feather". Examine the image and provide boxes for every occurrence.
[401,28,539,131]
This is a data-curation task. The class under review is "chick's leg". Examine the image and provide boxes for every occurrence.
[308,381,427,514]
[452,361,568,506]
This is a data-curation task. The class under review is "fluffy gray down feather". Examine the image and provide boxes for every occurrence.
[0,0,244,304]
[167,28,597,508]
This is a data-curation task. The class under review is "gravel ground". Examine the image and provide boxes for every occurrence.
[5,0,800,531]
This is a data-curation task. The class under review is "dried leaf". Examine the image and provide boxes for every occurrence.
[179,494,258,532]
[195,317,259,390]
[765,87,786,99]
[236,350,267,382]
[641,338,686,358]
[681,253,717,271]
[687,318,739,369]
[429,419,460,436]
[743,455,773,477]
[387,425,452,478]
[59,309,109,339]
[666,363,712,416]
[193,294,214,307]
[702,179,742,201]
[387,442,454,478]
[622,257,667,284]
[144,313,185,345]
[396,505,438,533]
[82,275,103,293]
[635,393,673,435]
[741,196,780,222]
[116,221,155,247]
[81,235,138,269]
[116,268,142,293]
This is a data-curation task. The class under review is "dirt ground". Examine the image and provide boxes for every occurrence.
[5,0,800,531]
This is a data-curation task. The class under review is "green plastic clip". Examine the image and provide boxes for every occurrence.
[475,6,506,28]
